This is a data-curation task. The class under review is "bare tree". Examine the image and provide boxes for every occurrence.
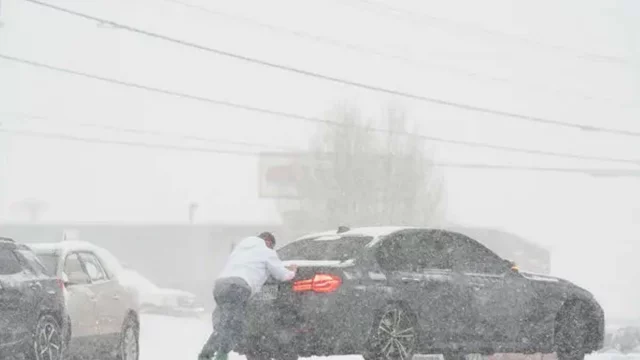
[284,104,445,236]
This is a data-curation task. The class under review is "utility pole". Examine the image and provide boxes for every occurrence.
[188,202,199,224]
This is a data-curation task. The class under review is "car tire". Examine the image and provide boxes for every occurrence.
[363,303,418,360]
[555,302,588,360]
[117,314,139,360]
[27,314,65,360]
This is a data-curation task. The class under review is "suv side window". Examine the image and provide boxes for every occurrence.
[14,248,48,276]
[449,234,507,274]
[64,253,91,284]
[79,252,108,282]
[0,248,22,275]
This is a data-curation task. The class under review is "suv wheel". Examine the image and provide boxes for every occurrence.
[364,304,418,360]
[118,315,139,360]
[28,314,64,360]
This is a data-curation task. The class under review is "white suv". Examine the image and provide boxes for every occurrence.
[31,241,140,360]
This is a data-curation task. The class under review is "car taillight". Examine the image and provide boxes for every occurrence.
[292,274,342,293]
[56,278,65,289]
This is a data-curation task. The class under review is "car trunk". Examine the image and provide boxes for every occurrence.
[242,261,354,354]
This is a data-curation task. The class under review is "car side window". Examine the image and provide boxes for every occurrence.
[64,253,91,284]
[376,233,421,272]
[79,252,108,282]
[449,235,507,274]
[0,248,23,275]
[415,231,454,271]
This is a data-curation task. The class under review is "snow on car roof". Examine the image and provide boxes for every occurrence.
[30,240,103,253]
[29,240,125,275]
[297,226,413,242]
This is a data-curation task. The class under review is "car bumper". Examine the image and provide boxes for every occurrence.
[235,291,373,357]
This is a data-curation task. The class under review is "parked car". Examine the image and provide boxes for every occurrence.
[0,237,68,360]
[610,326,640,353]
[233,227,605,360]
[119,268,205,317]
[30,240,140,360]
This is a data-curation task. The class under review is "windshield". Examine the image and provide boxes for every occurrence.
[277,236,372,261]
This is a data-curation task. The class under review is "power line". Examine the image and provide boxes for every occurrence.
[0,128,259,156]
[159,0,635,110]
[2,52,639,167]
[0,111,296,151]
[346,0,629,65]
[2,127,639,177]
[22,0,640,138]
[438,163,640,177]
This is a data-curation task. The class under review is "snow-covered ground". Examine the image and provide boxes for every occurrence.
[138,314,640,360]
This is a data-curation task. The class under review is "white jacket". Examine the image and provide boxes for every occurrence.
[217,236,295,294]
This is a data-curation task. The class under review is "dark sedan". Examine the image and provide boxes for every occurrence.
[234,227,604,360]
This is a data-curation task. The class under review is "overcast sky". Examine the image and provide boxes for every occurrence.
[1,0,639,318]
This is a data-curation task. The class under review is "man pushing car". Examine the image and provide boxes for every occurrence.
[199,232,297,360]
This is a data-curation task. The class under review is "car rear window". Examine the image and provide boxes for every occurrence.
[278,236,372,261]
[34,253,59,276]
[0,249,22,275]
[17,249,52,276]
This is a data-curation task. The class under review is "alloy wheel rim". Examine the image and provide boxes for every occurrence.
[376,308,416,360]
[35,320,62,360]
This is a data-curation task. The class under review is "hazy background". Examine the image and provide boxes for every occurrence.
[0,0,639,320]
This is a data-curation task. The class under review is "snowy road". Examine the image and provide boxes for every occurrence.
[138,314,639,360]
[138,313,361,360]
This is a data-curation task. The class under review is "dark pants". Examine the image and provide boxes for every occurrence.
[199,277,252,358]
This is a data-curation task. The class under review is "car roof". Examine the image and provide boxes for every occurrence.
[296,226,416,242]
[294,226,482,248]
[30,241,125,274]
[0,237,17,249]
[29,240,104,253]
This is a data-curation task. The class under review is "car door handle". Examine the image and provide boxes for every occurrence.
[401,277,421,282]
[112,294,120,300]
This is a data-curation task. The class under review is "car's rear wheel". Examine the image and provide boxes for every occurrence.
[364,303,418,360]
[28,314,64,360]
[555,302,588,360]
[117,314,139,360]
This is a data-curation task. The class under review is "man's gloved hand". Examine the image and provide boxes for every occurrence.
[285,264,298,272]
